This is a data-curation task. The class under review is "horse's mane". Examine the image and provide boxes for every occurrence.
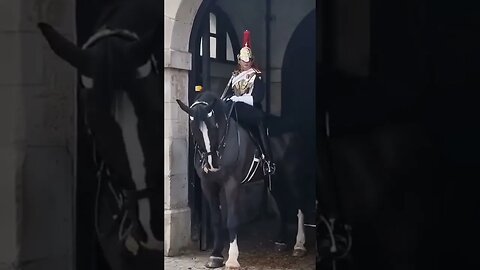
[194,91,219,105]
[193,91,227,114]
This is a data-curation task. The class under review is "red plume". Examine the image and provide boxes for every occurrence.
[243,30,251,48]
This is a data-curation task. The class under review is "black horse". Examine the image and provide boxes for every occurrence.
[38,0,162,269]
[177,91,316,269]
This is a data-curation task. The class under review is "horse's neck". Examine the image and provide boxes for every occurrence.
[220,119,256,163]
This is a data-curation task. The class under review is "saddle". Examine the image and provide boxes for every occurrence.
[234,125,274,189]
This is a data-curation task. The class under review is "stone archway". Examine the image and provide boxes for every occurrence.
[164,0,203,257]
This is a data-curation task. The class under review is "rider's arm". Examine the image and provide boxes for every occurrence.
[252,74,265,105]
[222,73,236,101]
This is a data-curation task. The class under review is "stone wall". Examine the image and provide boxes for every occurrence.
[0,0,76,269]
[164,0,202,257]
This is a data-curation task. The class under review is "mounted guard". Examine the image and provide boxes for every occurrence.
[222,30,276,175]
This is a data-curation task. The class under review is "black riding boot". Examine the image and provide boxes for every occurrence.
[258,122,276,175]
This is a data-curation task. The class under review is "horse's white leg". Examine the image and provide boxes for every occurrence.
[294,209,307,253]
[225,235,240,269]
[224,178,241,269]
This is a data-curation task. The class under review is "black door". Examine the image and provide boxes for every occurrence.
[188,0,242,250]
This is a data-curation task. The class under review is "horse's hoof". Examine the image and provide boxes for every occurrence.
[225,260,241,270]
[292,248,307,257]
[274,242,288,252]
[205,257,224,268]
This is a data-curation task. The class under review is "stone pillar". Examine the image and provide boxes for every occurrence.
[0,0,76,269]
[164,0,202,256]
[0,1,31,268]
[164,50,192,256]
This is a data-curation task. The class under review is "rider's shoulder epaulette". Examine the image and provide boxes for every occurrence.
[253,68,262,80]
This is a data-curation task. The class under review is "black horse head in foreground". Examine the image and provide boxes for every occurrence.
[38,1,162,269]
[178,91,316,269]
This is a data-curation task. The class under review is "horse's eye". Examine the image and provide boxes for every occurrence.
[81,75,93,88]
[207,111,213,118]
[190,116,194,121]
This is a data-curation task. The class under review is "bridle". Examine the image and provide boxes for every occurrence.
[80,26,159,90]
[86,27,161,245]
[190,99,240,172]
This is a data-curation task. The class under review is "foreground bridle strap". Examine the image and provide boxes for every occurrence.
[80,27,158,79]
[82,27,139,50]
[190,101,209,108]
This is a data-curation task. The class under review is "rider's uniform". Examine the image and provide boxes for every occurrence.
[223,30,275,175]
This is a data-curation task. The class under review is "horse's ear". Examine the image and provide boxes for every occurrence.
[176,99,193,115]
[128,23,161,67]
[38,23,90,73]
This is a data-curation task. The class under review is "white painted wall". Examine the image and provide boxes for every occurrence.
[0,0,75,269]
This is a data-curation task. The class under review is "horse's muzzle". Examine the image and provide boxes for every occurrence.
[203,152,220,173]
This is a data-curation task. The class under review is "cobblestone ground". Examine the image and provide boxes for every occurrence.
[165,218,316,270]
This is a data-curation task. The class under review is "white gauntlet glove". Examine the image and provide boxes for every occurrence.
[229,95,253,106]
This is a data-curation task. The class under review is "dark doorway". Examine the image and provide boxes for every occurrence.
[281,10,316,158]
[188,0,242,251]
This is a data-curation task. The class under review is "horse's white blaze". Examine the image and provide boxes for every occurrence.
[294,209,307,251]
[114,91,162,250]
[199,121,215,170]
[225,237,240,268]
